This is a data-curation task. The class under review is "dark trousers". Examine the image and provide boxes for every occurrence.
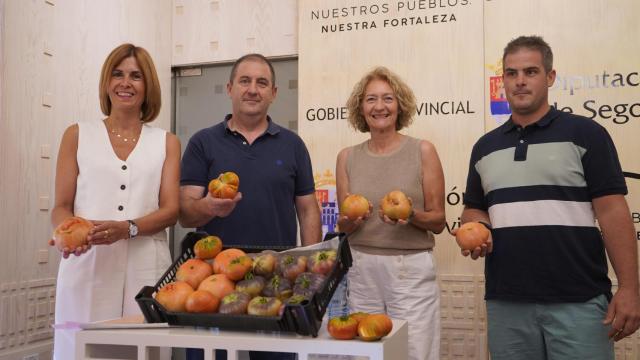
[186,348,296,360]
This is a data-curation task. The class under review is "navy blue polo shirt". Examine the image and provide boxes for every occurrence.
[181,115,315,247]
[464,107,627,302]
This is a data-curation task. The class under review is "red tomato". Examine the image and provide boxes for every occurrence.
[357,314,393,341]
[328,315,359,340]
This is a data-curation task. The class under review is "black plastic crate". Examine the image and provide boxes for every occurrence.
[135,232,352,337]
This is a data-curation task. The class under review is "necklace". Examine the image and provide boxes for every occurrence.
[105,120,142,143]
[110,128,138,142]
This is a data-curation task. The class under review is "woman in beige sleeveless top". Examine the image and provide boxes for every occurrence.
[50,44,180,359]
[336,67,445,360]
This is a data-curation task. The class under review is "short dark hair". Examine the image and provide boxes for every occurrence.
[99,43,161,123]
[229,53,276,87]
[503,35,553,73]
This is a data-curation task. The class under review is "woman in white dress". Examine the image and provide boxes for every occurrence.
[50,43,180,359]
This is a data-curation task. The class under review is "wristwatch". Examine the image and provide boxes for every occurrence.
[128,220,139,238]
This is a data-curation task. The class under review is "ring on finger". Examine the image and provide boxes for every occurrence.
[105,229,110,237]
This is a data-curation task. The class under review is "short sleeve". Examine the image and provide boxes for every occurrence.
[180,132,210,188]
[581,124,627,199]
[293,137,315,196]
[463,143,488,210]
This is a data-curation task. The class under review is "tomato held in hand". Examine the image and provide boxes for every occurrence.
[340,194,369,220]
[208,172,239,199]
[455,222,490,251]
[50,216,93,252]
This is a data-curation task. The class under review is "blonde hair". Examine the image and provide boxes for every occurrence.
[346,66,416,133]
[98,43,161,123]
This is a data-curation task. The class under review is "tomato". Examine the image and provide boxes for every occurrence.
[176,258,213,289]
[308,250,337,275]
[197,274,235,300]
[208,172,239,199]
[455,222,490,251]
[293,272,326,298]
[185,290,220,313]
[50,216,93,253]
[213,248,247,274]
[349,312,369,325]
[194,235,223,259]
[357,313,393,341]
[340,194,370,220]
[277,254,308,282]
[223,255,253,281]
[328,315,359,340]
[262,274,293,300]
[252,253,277,277]
[247,296,283,316]
[155,281,194,313]
[380,190,412,221]
[219,291,251,315]
[235,273,266,298]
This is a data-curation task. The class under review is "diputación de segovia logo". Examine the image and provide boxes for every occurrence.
[487,60,511,124]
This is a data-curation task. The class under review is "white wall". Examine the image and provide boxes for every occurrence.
[0,1,172,358]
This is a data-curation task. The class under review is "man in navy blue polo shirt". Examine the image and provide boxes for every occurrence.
[179,53,321,360]
[459,36,640,359]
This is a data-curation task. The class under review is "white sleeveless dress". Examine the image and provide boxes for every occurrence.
[53,121,172,359]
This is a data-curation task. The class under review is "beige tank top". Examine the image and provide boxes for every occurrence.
[345,136,435,255]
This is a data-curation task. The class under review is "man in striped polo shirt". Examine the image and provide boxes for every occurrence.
[460,35,640,359]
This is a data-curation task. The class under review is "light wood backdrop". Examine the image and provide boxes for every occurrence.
[0,1,172,359]
[298,0,640,359]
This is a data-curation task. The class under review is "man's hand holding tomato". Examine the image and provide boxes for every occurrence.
[451,224,493,260]
[203,191,243,219]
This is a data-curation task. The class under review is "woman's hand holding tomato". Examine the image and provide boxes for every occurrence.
[48,216,94,258]
[88,220,130,245]
[338,193,373,233]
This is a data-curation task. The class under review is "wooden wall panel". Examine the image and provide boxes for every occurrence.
[298,0,640,359]
[172,0,298,65]
[0,0,172,357]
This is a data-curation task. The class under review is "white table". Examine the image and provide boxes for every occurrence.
[75,319,408,360]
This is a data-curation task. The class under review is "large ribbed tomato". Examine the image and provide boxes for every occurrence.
[50,216,93,252]
[327,315,359,340]
[357,314,393,341]
[208,172,239,199]
[380,190,412,221]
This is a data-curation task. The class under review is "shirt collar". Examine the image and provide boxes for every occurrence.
[502,106,561,133]
[223,114,280,136]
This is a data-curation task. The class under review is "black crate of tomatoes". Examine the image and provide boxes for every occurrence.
[136,232,352,337]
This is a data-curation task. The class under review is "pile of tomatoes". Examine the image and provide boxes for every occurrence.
[154,235,338,317]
